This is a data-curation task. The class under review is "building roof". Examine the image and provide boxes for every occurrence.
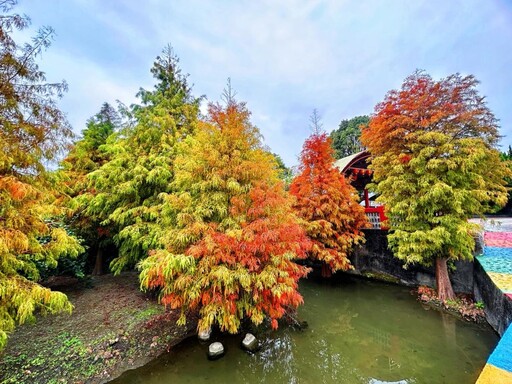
[333,150,370,173]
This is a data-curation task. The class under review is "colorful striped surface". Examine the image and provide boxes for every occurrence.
[478,246,512,275]
[476,363,512,384]
[484,232,512,248]
[476,230,512,383]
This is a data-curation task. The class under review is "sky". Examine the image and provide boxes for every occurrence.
[13,0,512,166]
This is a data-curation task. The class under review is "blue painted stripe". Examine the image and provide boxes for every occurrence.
[482,247,512,257]
[477,247,512,274]
[487,324,512,372]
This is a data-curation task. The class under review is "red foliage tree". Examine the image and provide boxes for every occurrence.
[290,132,368,275]
[139,98,311,333]
[360,71,509,302]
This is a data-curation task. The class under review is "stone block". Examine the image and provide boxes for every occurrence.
[241,333,258,352]
[207,342,225,360]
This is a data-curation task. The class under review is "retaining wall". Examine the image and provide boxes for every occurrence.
[473,258,512,336]
[349,229,474,294]
[353,229,512,337]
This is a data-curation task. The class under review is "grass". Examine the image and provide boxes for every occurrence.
[0,273,197,384]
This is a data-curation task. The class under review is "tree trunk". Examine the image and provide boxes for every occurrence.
[92,248,104,276]
[435,257,455,302]
[321,263,332,278]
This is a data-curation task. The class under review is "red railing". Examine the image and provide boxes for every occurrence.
[365,205,388,230]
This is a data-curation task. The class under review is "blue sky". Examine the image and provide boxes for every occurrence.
[15,0,512,166]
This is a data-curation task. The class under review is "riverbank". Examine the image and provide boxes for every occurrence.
[0,273,197,384]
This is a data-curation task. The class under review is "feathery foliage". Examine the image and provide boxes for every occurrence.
[0,1,82,349]
[86,46,200,273]
[290,131,368,273]
[139,97,311,333]
[59,103,121,275]
[361,70,510,301]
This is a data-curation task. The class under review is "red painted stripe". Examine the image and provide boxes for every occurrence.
[485,232,512,247]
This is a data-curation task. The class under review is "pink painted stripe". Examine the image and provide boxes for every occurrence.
[506,293,512,301]
[485,232,512,248]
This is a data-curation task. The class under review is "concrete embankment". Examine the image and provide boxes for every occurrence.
[474,222,512,384]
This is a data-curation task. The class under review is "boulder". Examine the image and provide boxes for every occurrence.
[207,342,225,360]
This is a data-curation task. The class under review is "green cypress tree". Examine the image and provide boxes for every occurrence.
[59,103,121,275]
[361,71,510,301]
[86,46,200,273]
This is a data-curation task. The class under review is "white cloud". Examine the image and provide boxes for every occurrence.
[38,48,144,134]
[13,0,512,163]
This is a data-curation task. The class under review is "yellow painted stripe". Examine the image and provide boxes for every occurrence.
[476,364,512,384]
[487,272,512,292]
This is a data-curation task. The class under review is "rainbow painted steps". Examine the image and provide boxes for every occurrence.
[476,324,512,383]
[478,247,512,293]
[476,232,512,383]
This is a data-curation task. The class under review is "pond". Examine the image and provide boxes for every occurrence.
[111,276,498,384]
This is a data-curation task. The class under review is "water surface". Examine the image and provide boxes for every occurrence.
[111,277,497,384]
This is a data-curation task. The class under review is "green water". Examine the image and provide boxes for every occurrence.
[111,277,498,384]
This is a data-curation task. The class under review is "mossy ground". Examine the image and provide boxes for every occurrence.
[0,273,197,384]
[361,271,401,285]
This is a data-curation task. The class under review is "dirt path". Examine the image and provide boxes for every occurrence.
[0,273,197,384]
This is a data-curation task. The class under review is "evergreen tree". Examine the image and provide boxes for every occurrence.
[290,130,368,275]
[60,103,121,275]
[330,115,369,159]
[0,1,82,349]
[272,152,293,187]
[87,46,200,274]
[139,97,311,333]
[500,145,512,161]
[361,70,510,301]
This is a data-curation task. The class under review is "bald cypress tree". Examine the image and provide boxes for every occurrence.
[0,1,82,349]
[86,46,200,274]
[290,130,368,275]
[361,71,510,301]
[140,96,310,333]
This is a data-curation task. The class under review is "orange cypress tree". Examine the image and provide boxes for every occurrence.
[139,95,311,333]
[290,131,368,275]
[360,71,509,301]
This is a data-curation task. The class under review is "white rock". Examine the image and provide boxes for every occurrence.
[198,328,211,341]
[241,333,258,351]
[208,342,225,359]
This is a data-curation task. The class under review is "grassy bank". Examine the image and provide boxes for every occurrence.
[0,273,197,384]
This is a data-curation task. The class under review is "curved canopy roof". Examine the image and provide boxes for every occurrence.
[333,150,370,173]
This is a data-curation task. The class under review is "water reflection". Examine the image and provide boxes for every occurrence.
[111,278,497,384]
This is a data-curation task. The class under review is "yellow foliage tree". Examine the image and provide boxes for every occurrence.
[0,2,82,349]
[139,94,311,333]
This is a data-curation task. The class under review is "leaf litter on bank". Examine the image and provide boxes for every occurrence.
[0,272,197,384]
